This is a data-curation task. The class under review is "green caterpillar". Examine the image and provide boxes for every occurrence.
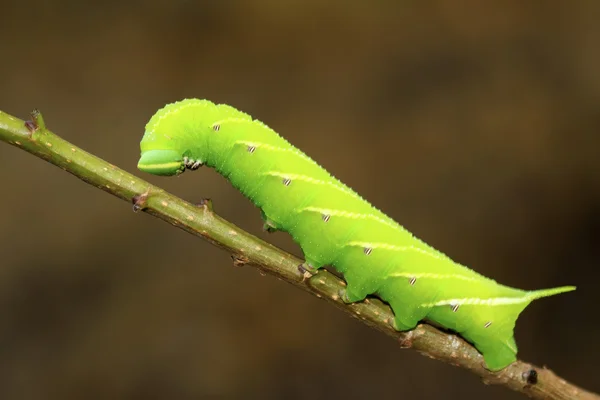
[137,98,575,371]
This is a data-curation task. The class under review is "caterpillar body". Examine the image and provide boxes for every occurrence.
[137,99,575,371]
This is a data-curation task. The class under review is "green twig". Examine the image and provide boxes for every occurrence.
[0,108,596,400]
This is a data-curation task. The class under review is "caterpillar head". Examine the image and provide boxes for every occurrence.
[137,99,217,176]
[138,149,185,176]
[138,99,254,176]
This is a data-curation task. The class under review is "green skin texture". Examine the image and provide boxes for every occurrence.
[138,99,576,371]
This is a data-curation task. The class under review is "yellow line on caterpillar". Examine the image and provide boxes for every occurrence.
[388,272,479,282]
[347,241,443,259]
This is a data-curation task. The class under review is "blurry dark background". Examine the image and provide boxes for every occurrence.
[0,1,598,399]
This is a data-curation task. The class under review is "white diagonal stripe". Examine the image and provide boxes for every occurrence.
[347,241,444,259]
[298,207,400,231]
[234,139,367,201]
[263,172,364,202]
[388,272,479,282]
[421,296,530,308]
[235,140,314,163]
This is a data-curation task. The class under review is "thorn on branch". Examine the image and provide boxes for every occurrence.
[24,120,36,135]
[132,191,149,212]
[197,198,213,211]
[231,254,249,267]
[24,109,46,135]
[30,109,45,129]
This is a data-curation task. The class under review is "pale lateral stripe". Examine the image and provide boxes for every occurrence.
[347,241,444,260]
[235,140,314,164]
[263,171,329,186]
[263,172,364,202]
[388,272,479,283]
[299,206,401,232]
[421,296,531,308]
[235,140,366,202]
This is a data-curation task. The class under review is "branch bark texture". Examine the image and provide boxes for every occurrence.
[0,108,596,400]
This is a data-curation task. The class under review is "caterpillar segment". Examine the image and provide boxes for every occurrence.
[138,99,576,371]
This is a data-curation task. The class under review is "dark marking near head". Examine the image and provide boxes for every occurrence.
[247,145,256,153]
[451,304,460,312]
[283,178,291,186]
[364,247,373,255]
[409,277,417,286]
[523,369,538,385]
[322,214,330,222]
[484,321,492,328]
[212,124,220,131]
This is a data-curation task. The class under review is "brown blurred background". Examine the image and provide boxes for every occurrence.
[1,1,598,399]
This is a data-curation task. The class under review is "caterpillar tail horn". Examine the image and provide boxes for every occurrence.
[527,285,576,301]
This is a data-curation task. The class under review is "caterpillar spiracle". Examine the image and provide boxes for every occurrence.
[137,99,575,371]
